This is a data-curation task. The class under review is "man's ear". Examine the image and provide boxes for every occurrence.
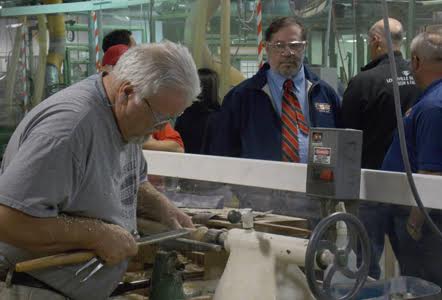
[372,34,382,49]
[119,82,134,97]
[115,82,134,105]
[118,81,134,101]
[123,84,134,98]
[412,55,421,73]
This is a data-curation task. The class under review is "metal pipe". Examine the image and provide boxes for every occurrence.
[97,10,103,63]
[183,0,208,67]
[324,0,333,67]
[44,0,66,97]
[5,16,25,124]
[87,11,96,76]
[406,0,416,59]
[32,15,47,105]
[220,0,231,97]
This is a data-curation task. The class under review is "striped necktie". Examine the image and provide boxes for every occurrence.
[281,79,309,162]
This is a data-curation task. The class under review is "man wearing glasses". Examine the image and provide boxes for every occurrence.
[209,16,340,162]
[101,39,185,154]
[208,17,340,226]
[0,42,199,300]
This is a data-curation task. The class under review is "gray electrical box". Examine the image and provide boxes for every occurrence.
[306,128,363,199]
[309,66,338,92]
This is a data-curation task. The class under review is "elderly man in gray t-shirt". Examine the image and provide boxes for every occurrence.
[0,41,200,300]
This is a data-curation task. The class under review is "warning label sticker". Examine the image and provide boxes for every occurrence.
[313,147,331,165]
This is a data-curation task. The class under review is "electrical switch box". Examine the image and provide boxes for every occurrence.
[306,128,362,199]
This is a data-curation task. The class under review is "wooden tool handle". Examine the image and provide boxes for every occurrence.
[15,251,96,273]
[15,218,203,273]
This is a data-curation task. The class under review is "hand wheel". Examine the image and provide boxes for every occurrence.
[305,212,371,300]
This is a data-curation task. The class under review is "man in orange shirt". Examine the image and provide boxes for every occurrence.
[144,123,184,153]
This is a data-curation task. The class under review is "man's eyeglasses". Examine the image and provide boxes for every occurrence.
[143,99,180,128]
[267,40,306,54]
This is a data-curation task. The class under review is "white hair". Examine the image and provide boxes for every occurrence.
[112,41,201,103]
[411,31,442,62]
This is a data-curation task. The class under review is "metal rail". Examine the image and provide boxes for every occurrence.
[143,150,442,210]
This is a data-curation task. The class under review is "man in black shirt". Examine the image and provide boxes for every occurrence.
[342,18,419,169]
[341,18,420,279]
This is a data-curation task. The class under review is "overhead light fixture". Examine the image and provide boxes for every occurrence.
[112,15,130,22]
[6,23,23,29]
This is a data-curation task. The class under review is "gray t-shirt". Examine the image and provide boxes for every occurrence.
[0,74,147,299]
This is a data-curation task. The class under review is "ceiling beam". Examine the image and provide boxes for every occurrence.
[0,0,159,17]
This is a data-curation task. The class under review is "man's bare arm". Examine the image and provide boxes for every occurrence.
[143,137,184,153]
[406,170,442,240]
[137,181,193,229]
[0,204,137,265]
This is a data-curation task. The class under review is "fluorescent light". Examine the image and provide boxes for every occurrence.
[6,23,23,29]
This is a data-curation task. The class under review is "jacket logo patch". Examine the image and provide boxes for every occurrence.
[315,103,331,113]
[386,73,416,86]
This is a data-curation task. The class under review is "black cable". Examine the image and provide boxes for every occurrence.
[381,0,442,239]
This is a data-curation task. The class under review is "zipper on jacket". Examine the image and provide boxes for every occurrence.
[308,81,319,127]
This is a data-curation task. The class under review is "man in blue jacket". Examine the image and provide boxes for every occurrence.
[209,16,340,162]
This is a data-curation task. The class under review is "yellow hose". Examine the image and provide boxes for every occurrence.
[184,0,245,97]
[32,15,48,105]
[43,0,65,87]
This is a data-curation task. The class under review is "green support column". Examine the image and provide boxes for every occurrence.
[97,10,103,62]
[149,0,155,43]
[406,0,416,59]
[329,26,337,68]
[356,25,365,72]
[355,2,365,72]
[322,30,327,66]
[87,12,96,76]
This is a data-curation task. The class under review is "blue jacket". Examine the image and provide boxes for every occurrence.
[208,63,341,161]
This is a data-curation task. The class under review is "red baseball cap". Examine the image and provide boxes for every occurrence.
[102,44,129,66]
